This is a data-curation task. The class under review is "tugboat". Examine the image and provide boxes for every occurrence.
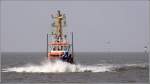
[47,10,74,64]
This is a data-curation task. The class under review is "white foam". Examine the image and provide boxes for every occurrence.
[3,60,146,73]
[2,60,112,73]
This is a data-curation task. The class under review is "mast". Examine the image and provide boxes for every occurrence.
[54,10,64,41]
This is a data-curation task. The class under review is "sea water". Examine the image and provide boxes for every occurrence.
[1,52,149,83]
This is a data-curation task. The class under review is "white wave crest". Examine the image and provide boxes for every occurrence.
[2,60,112,73]
[2,60,147,73]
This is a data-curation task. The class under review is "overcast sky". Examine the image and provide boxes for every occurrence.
[1,1,149,52]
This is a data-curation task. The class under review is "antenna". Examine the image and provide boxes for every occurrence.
[51,14,55,27]
[63,14,67,27]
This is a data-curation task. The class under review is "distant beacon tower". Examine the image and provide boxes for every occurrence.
[144,46,148,57]
[47,10,74,64]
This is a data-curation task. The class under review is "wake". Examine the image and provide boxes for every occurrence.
[2,60,147,73]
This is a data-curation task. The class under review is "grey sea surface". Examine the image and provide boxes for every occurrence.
[1,52,149,83]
